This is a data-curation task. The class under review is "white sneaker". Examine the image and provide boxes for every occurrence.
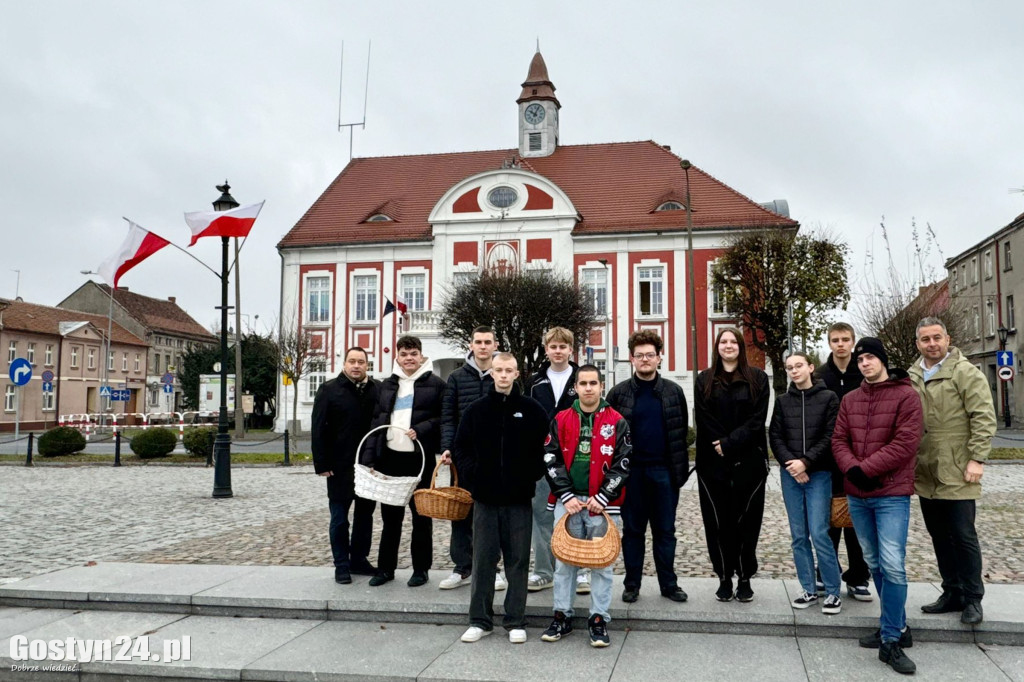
[494,573,507,591]
[576,572,591,594]
[528,574,553,592]
[461,626,492,643]
[440,572,470,590]
[508,628,527,644]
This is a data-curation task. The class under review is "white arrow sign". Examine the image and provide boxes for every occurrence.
[13,365,30,383]
[1001,351,1012,365]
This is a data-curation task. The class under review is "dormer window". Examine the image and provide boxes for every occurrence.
[656,201,684,211]
[367,214,392,222]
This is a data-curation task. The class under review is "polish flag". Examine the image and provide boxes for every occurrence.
[395,294,408,315]
[98,222,171,289]
[184,201,265,247]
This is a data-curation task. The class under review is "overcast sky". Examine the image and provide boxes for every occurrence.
[2,0,1022,338]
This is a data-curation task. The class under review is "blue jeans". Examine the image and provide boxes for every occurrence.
[781,470,841,597]
[621,464,679,591]
[531,477,555,581]
[553,498,620,620]
[848,495,910,643]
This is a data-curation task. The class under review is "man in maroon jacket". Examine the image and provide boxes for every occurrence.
[832,337,922,676]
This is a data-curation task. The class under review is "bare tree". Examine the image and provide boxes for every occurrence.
[277,328,320,442]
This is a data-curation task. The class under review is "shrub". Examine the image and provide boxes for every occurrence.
[130,428,178,458]
[182,427,216,458]
[37,426,87,456]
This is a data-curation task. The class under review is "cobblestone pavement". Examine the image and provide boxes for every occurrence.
[3,463,1023,584]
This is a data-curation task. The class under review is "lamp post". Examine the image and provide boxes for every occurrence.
[680,160,699,393]
[999,325,1011,428]
[212,182,239,498]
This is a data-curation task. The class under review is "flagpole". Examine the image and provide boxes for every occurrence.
[122,218,221,280]
[233,236,245,439]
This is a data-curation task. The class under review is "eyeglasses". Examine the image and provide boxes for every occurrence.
[632,352,658,360]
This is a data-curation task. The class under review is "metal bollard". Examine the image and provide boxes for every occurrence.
[26,433,33,467]
[114,431,121,467]
[283,429,290,467]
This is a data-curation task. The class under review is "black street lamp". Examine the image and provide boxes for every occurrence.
[998,325,1011,428]
[212,181,239,498]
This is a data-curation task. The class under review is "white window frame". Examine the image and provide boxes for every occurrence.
[352,273,379,323]
[581,267,609,317]
[305,275,332,324]
[26,343,35,365]
[42,390,54,411]
[307,355,328,400]
[984,250,993,279]
[7,341,15,363]
[987,300,996,337]
[107,350,115,372]
[134,354,141,372]
[1005,241,1013,271]
[4,386,14,412]
[636,264,666,318]
[87,348,96,370]
[972,305,980,339]
[970,257,979,285]
[399,271,428,312]
[1008,295,1016,330]
[45,344,53,366]
[122,353,128,371]
[70,346,79,369]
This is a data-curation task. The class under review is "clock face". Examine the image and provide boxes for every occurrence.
[524,103,545,125]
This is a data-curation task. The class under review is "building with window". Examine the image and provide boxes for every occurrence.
[276,51,797,430]
[947,209,1024,424]
[0,298,148,431]
[58,282,217,413]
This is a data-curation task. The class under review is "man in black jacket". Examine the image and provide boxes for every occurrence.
[524,326,579,593]
[607,329,690,604]
[364,335,446,588]
[453,353,549,644]
[815,322,872,602]
[439,326,498,591]
[311,347,378,584]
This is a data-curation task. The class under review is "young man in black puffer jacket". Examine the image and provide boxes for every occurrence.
[769,352,842,614]
[453,352,549,645]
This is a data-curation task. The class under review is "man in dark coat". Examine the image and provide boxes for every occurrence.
[453,353,549,644]
[833,337,923,675]
[815,321,871,601]
[606,329,689,604]
[311,346,378,584]
[364,335,446,588]
[438,326,498,590]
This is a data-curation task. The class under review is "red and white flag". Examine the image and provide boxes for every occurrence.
[184,201,265,247]
[395,293,408,315]
[98,221,171,289]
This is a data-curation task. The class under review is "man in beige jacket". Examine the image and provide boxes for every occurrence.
[909,317,997,625]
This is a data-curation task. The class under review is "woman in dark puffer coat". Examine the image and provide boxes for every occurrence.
[769,352,842,614]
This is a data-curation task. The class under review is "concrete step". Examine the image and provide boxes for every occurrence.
[2,563,1022,647]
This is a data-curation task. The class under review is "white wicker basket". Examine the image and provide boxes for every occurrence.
[354,424,426,506]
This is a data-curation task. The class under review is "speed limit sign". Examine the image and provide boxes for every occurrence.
[998,365,1014,382]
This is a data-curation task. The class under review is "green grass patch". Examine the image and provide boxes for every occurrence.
[991,448,1024,460]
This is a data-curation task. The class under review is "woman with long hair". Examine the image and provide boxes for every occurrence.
[694,327,771,603]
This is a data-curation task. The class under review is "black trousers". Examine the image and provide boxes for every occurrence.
[376,448,432,575]
[919,497,985,602]
[328,474,376,569]
[468,501,532,631]
[450,508,474,577]
[827,525,871,586]
[697,472,766,580]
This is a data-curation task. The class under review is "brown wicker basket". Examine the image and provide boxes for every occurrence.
[830,496,853,529]
[550,510,621,569]
[413,460,473,521]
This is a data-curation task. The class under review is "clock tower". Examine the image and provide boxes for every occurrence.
[517,50,560,158]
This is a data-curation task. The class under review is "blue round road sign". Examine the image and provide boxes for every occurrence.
[161,372,175,385]
[41,369,55,383]
[8,358,32,386]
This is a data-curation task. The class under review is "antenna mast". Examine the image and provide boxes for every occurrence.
[338,40,372,162]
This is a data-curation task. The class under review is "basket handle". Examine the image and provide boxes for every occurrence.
[429,459,459,489]
[555,506,614,534]
[355,424,427,480]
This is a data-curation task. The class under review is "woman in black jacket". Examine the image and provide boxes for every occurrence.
[769,352,842,614]
[695,327,770,603]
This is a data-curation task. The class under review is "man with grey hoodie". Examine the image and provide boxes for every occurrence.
[439,326,504,590]
[364,335,446,588]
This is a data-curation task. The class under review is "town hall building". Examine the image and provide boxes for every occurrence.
[275,51,798,431]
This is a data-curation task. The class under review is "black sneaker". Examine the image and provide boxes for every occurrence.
[407,571,428,587]
[350,558,376,576]
[879,641,917,675]
[859,626,913,649]
[368,572,394,587]
[716,578,734,602]
[621,587,640,603]
[661,586,688,602]
[735,579,754,603]
[588,614,610,648]
[791,591,818,609]
[541,611,573,642]
[334,567,352,585]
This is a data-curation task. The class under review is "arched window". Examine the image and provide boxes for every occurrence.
[367,214,392,222]
[656,201,684,211]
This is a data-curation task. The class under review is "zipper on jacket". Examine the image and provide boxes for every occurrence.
[801,391,806,457]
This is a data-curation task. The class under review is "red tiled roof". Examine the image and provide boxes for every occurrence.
[278,140,797,249]
[97,284,216,342]
[0,299,148,346]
